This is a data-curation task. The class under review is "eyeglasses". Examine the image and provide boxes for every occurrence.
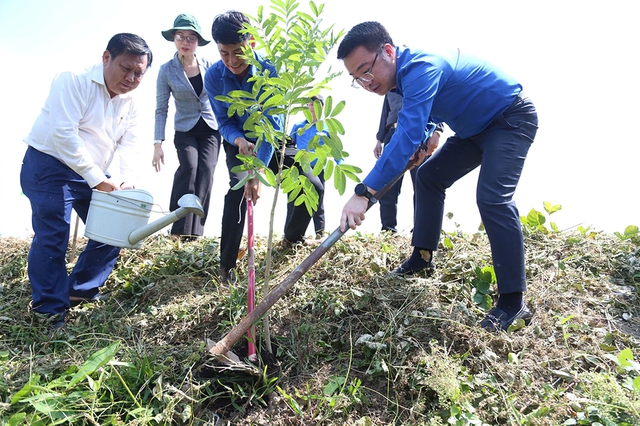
[175,34,198,44]
[351,52,378,89]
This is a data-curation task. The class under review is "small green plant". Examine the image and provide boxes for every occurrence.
[615,225,639,243]
[520,201,562,234]
[471,265,495,310]
[605,348,640,393]
[7,342,151,424]
[216,0,357,353]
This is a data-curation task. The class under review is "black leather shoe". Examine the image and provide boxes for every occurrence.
[480,304,534,332]
[31,311,66,335]
[393,256,434,275]
[393,248,434,275]
[218,267,237,285]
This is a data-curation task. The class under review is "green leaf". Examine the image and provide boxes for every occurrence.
[68,342,120,388]
[543,201,562,215]
[11,375,40,405]
[526,209,546,226]
[475,280,492,294]
[618,348,634,368]
[230,174,253,191]
[508,318,527,332]
[277,386,303,416]
[559,314,575,325]
[473,292,485,305]
[443,237,454,249]
[330,99,346,117]
[8,413,27,426]
[324,160,334,181]
[333,168,346,194]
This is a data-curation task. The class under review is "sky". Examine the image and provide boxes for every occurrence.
[0,0,638,240]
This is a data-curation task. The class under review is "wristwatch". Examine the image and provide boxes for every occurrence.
[354,183,377,204]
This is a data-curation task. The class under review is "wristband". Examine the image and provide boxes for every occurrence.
[154,140,163,145]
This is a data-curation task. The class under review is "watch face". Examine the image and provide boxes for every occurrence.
[355,183,366,196]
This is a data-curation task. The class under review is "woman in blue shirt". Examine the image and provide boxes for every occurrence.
[337,21,539,332]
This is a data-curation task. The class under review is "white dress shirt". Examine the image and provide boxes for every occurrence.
[24,63,141,188]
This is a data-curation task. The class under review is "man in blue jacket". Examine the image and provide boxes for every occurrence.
[204,11,323,284]
[337,21,539,332]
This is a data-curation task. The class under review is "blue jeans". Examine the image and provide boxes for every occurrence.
[413,94,538,294]
[20,147,121,316]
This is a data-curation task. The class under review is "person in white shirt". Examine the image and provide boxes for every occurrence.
[20,33,153,332]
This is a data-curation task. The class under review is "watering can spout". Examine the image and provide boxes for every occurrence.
[127,194,204,246]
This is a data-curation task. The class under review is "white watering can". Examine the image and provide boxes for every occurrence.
[84,189,204,249]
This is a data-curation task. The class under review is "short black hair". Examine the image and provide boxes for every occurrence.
[106,33,152,69]
[337,21,394,60]
[211,11,252,45]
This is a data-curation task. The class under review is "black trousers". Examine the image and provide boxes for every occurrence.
[286,169,326,235]
[169,128,221,236]
[219,143,324,270]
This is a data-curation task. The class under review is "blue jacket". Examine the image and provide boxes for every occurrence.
[364,46,522,191]
[289,120,345,167]
[154,53,217,140]
[204,51,282,165]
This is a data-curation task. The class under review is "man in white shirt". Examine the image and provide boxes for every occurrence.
[20,33,153,331]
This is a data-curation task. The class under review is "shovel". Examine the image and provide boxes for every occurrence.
[246,199,257,362]
[207,146,429,365]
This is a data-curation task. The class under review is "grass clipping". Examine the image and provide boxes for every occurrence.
[0,226,639,425]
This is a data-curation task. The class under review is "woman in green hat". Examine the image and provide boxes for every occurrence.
[152,14,221,239]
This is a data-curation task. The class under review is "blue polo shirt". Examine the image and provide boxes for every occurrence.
[290,120,344,168]
[364,46,522,191]
[204,51,282,165]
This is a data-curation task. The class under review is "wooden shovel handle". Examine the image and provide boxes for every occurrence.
[209,148,427,357]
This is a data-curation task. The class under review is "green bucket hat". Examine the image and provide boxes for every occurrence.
[162,14,210,46]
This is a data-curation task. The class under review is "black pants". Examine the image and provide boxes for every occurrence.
[220,143,324,270]
[413,94,538,294]
[169,128,221,236]
[287,170,326,235]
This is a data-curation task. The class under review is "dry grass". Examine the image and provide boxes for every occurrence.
[1,226,639,425]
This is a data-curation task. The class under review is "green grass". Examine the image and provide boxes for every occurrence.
[1,219,639,425]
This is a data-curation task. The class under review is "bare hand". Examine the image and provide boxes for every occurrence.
[407,145,430,170]
[426,132,441,156]
[373,140,383,159]
[340,194,369,232]
[152,144,165,172]
[235,137,255,156]
[244,176,261,205]
[95,179,118,192]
